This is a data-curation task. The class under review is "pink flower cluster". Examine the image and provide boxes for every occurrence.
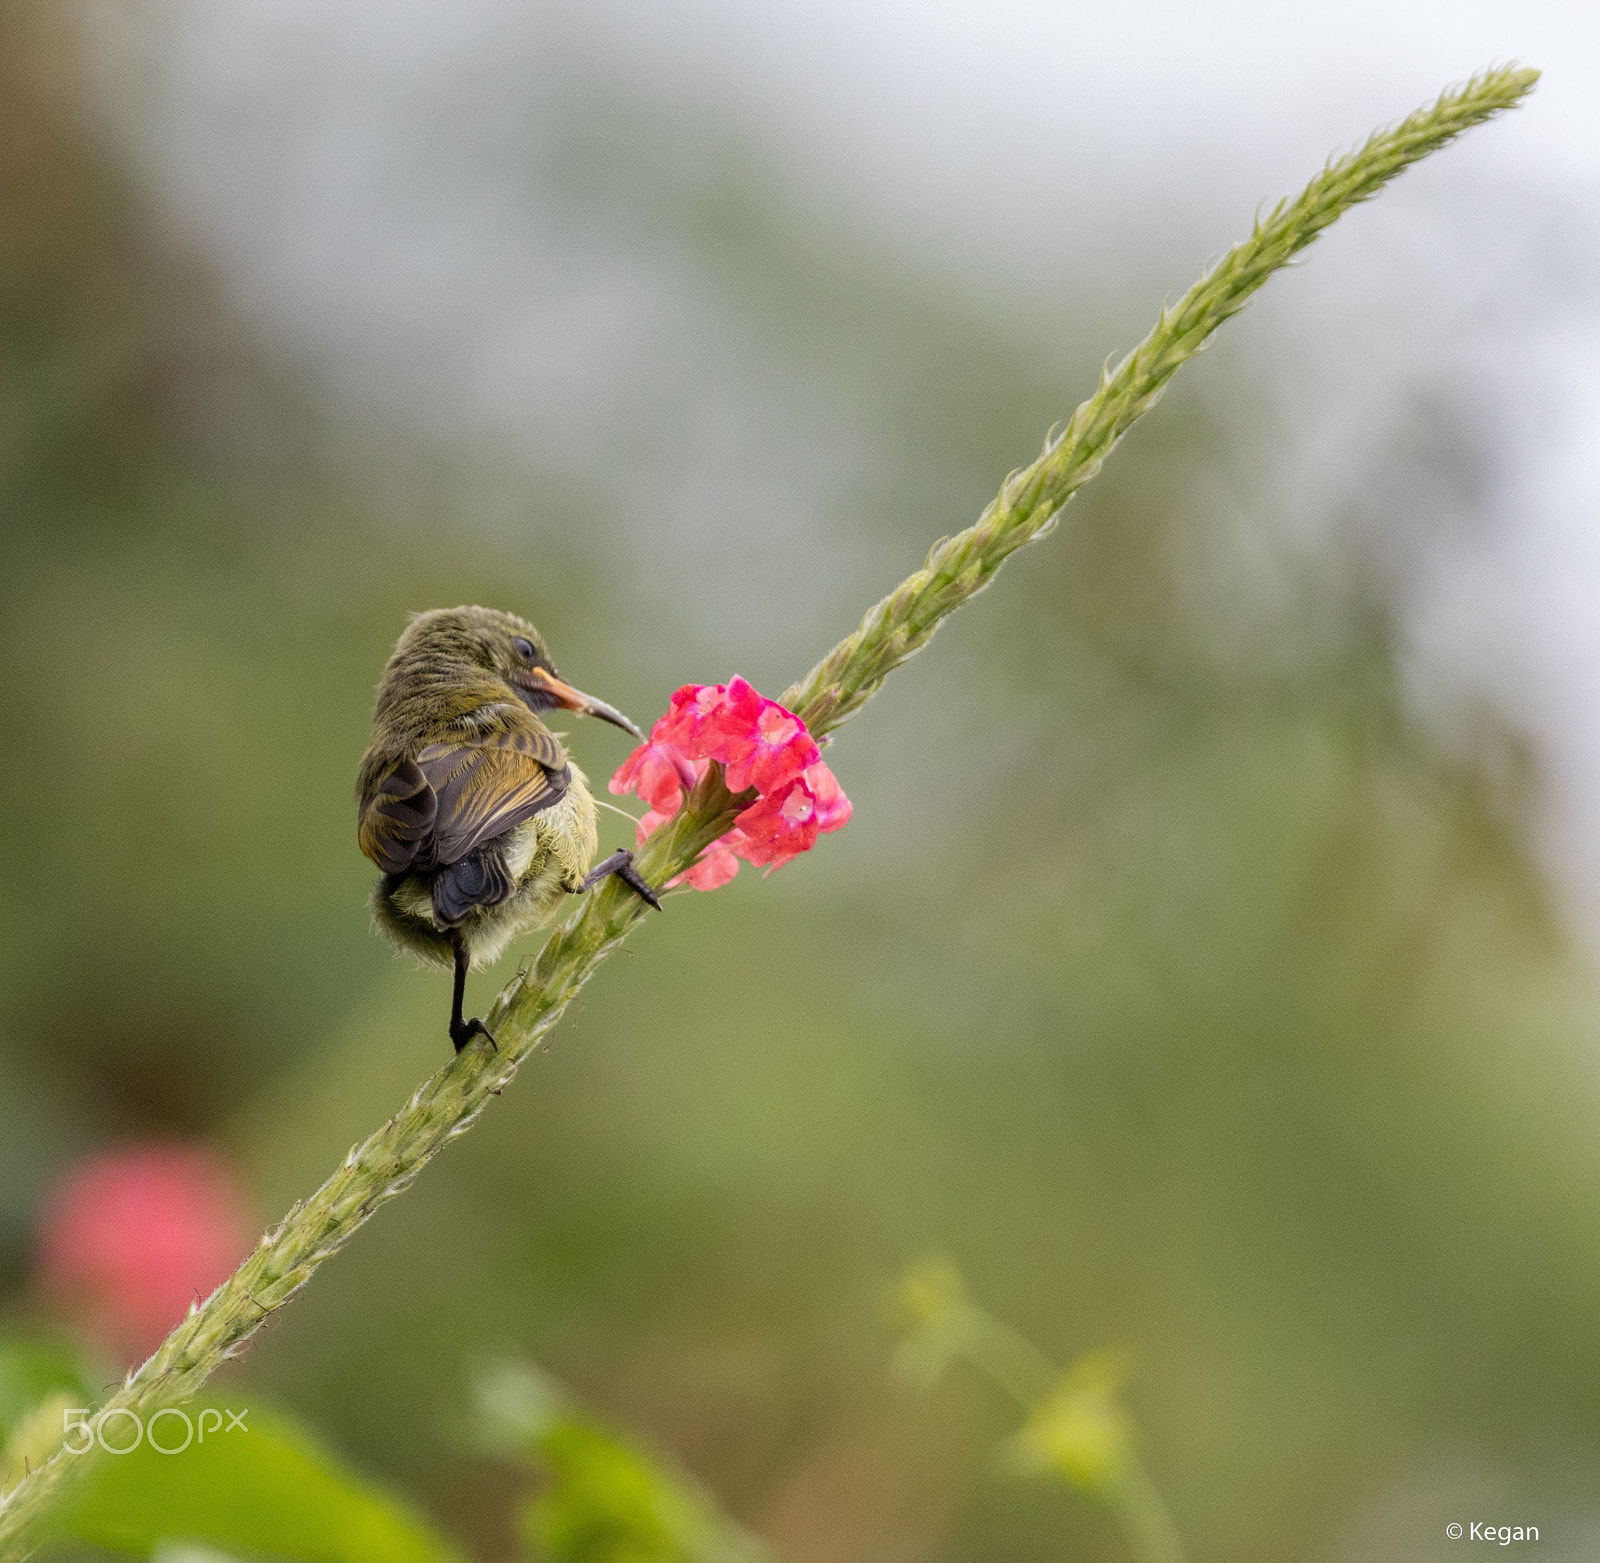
[610,677,851,890]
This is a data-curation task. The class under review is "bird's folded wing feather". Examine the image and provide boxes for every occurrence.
[358,759,437,874]
[359,711,571,873]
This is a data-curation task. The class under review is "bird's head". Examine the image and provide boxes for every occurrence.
[391,605,645,739]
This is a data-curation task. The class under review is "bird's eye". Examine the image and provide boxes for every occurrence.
[514,637,536,661]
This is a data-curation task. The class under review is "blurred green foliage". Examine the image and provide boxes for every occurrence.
[0,1340,90,1446]
[3,5,1598,1562]
[43,1401,462,1563]
[475,1359,769,1563]
[894,1260,1184,1563]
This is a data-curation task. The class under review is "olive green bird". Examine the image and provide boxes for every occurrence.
[357,606,660,1053]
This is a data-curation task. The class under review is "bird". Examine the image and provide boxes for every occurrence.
[356,605,660,1053]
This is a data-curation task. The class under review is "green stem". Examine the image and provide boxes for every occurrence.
[1104,1459,1189,1563]
[0,63,1535,1558]
[958,1307,1060,1410]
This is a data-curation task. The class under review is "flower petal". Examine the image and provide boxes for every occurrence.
[699,677,761,786]
[611,737,702,815]
[804,760,852,832]
[748,724,819,795]
[657,683,726,750]
[732,782,820,868]
[678,841,742,891]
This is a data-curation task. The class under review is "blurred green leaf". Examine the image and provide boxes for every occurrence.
[473,1361,768,1563]
[892,1264,1187,1563]
[0,1337,92,1442]
[4,1392,80,1503]
[45,1399,465,1563]
[530,1421,726,1563]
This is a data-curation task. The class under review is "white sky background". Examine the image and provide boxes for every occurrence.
[89,0,1600,936]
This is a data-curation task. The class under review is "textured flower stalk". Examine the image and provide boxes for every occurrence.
[0,64,1536,1558]
[780,64,1540,739]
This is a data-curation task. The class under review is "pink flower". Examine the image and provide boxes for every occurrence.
[802,759,853,833]
[732,782,821,869]
[610,684,725,814]
[703,677,818,794]
[35,1144,254,1364]
[657,682,727,748]
[674,836,743,891]
[729,761,850,871]
[635,806,676,845]
[610,680,849,891]
[610,738,699,816]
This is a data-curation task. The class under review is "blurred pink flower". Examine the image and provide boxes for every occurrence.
[35,1144,254,1364]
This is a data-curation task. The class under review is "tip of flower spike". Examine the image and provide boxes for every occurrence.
[1462,61,1539,98]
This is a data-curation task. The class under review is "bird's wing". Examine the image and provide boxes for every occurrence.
[359,709,571,874]
[358,758,438,874]
[416,723,571,867]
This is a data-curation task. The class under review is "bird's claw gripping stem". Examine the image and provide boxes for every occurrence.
[450,1016,497,1054]
[581,848,662,910]
[449,937,498,1053]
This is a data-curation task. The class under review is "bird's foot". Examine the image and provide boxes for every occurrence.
[581,848,662,910]
[450,1015,497,1054]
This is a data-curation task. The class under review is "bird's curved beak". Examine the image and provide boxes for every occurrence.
[524,667,645,740]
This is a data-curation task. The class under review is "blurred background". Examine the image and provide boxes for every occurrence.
[5,1,1600,1558]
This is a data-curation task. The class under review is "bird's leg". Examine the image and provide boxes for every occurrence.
[580,848,662,910]
[449,936,497,1054]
